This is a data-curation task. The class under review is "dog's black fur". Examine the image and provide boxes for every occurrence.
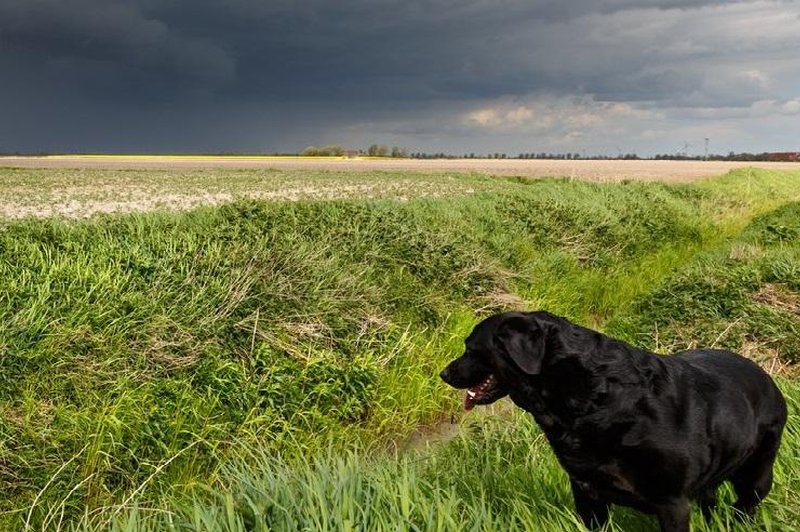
[440,311,787,532]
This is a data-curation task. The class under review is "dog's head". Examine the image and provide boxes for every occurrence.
[439,312,547,410]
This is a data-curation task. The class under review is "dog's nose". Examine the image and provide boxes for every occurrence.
[439,368,450,382]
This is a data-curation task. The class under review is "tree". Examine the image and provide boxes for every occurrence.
[390,146,408,158]
[302,144,343,156]
[319,144,344,156]
[368,144,389,157]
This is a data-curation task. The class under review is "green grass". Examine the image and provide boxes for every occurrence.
[95,379,800,531]
[607,201,800,363]
[0,167,799,530]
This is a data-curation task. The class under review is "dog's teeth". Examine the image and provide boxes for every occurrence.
[468,391,477,398]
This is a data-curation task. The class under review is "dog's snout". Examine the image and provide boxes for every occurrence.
[439,367,450,382]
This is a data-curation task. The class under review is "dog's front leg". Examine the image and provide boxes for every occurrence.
[698,484,719,520]
[570,479,610,530]
[656,498,690,532]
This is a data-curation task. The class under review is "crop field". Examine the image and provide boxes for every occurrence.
[3,156,800,220]
[5,154,800,180]
[0,162,799,531]
[0,166,498,220]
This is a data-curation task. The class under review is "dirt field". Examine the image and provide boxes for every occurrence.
[3,156,800,220]
[4,155,800,181]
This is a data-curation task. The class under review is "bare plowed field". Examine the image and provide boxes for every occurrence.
[4,155,800,181]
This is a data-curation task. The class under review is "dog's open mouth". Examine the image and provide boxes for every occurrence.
[464,374,498,411]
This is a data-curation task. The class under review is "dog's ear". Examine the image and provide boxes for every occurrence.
[494,314,546,375]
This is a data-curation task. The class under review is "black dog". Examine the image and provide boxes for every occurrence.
[440,311,787,532]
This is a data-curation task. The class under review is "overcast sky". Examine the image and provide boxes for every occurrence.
[1,0,799,155]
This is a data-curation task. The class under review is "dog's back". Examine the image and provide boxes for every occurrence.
[672,348,787,431]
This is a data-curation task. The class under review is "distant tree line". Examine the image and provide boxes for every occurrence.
[410,152,640,160]
[302,145,345,156]
[367,144,409,157]
[300,144,410,157]
[654,152,800,162]
[5,148,793,162]
[408,151,800,161]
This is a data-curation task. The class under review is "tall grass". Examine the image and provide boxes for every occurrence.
[1,168,799,529]
[607,201,800,362]
[98,379,800,531]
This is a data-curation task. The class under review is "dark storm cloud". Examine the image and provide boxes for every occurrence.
[0,0,735,102]
[165,0,738,102]
[1,0,799,153]
[1,0,234,80]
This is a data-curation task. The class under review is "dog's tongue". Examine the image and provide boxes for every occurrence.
[464,391,477,411]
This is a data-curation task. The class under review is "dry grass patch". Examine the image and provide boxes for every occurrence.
[753,283,800,317]
[728,243,764,261]
[740,338,800,378]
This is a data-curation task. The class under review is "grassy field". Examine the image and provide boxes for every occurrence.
[0,166,798,530]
